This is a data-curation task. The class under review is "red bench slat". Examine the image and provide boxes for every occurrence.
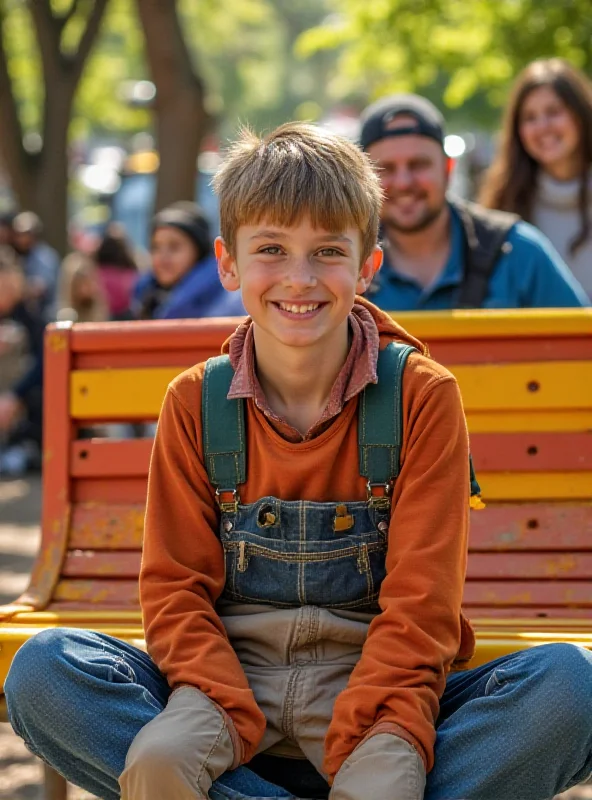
[466,553,592,579]
[469,505,592,550]
[63,551,141,578]
[463,581,592,607]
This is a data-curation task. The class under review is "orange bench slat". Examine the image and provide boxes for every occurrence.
[71,439,152,478]
[69,503,144,549]
[463,581,592,607]
[53,579,139,605]
[62,551,141,578]
[466,553,592,580]
[59,550,592,583]
[470,432,592,472]
[468,504,592,550]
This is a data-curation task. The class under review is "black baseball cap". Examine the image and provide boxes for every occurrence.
[152,202,212,259]
[360,94,445,151]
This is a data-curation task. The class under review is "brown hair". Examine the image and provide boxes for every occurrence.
[94,223,137,270]
[213,122,383,262]
[479,59,592,255]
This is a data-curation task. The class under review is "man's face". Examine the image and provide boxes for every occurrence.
[367,124,449,234]
[13,231,34,255]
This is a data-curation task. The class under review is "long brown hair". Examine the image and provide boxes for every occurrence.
[479,59,592,255]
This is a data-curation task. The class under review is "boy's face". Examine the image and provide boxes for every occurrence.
[216,217,381,350]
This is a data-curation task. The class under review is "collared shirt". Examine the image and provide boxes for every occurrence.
[367,202,590,311]
[226,303,380,443]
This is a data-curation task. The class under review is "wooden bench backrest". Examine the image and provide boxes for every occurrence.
[21,310,592,621]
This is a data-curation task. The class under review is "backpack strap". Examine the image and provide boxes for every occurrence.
[202,355,246,511]
[359,342,416,505]
[451,197,520,309]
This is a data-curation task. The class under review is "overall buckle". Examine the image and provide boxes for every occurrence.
[366,481,392,510]
[216,488,239,514]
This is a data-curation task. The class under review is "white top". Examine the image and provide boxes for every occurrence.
[531,171,592,300]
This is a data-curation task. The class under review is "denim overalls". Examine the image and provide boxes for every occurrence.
[202,343,480,780]
[202,342,415,615]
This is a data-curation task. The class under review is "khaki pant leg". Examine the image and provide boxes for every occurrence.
[119,686,237,800]
[330,734,425,800]
[294,664,352,779]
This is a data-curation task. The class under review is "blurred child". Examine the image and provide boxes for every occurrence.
[133,201,245,319]
[0,247,44,475]
[58,253,109,323]
[93,223,139,320]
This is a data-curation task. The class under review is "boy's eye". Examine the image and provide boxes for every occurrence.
[258,246,284,255]
[316,247,344,257]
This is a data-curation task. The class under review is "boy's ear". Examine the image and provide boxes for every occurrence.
[356,246,383,294]
[215,237,240,291]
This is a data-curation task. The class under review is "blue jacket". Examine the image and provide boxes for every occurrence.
[367,202,590,311]
[133,254,245,319]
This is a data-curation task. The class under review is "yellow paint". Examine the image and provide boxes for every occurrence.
[452,361,592,411]
[479,471,592,501]
[466,409,591,433]
[3,620,592,688]
[390,308,592,338]
[70,361,592,420]
[47,330,68,353]
[71,367,181,418]
[7,610,142,623]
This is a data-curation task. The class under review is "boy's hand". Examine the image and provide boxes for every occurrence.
[119,685,240,799]
[329,734,425,800]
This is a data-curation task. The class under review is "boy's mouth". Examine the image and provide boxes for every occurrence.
[273,301,327,318]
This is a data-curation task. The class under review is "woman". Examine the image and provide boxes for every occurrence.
[133,202,245,319]
[480,58,592,299]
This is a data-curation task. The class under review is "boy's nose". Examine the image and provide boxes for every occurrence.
[283,258,317,288]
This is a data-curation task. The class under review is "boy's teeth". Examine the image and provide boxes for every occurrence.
[279,302,319,313]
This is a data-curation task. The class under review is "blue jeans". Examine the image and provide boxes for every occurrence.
[5,630,592,800]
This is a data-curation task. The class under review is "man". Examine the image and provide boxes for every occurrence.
[12,211,60,320]
[360,94,589,309]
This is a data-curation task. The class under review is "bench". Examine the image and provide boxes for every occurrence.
[1,309,591,797]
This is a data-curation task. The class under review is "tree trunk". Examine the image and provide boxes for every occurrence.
[136,0,210,211]
[0,1,109,255]
[32,84,74,255]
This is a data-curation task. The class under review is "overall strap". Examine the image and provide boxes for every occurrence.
[359,342,416,500]
[202,355,246,508]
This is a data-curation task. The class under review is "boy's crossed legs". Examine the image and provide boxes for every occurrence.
[5,628,592,800]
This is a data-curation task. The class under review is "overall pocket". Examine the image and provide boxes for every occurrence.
[221,530,386,610]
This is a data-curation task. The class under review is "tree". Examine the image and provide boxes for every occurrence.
[298,0,592,122]
[0,0,109,253]
[136,0,210,211]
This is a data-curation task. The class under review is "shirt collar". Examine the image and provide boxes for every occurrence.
[226,303,380,442]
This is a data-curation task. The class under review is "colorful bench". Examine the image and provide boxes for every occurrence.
[0,309,591,797]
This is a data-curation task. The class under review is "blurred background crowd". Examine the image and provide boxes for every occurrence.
[0,0,591,479]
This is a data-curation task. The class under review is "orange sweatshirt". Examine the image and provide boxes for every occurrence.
[140,299,475,778]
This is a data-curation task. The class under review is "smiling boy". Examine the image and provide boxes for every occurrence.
[6,123,592,800]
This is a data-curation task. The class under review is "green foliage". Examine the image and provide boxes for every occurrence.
[1,0,347,149]
[2,2,43,134]
[299,0,592,123]
[178,0,337,137]
[73,0,150,138]
[1,0,150,141]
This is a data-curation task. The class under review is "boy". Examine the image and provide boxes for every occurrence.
[5,124,592,800]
